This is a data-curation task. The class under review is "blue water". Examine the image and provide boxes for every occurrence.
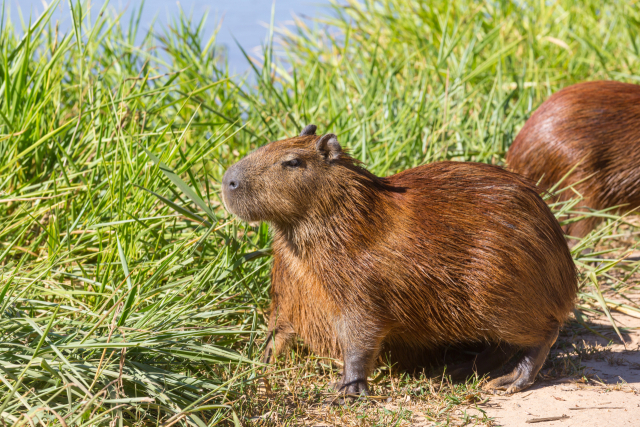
[8,0,333,74]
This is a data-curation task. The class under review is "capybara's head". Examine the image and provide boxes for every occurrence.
[222,125,347,225]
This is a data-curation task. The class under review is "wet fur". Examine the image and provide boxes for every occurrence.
[507,80,640,239]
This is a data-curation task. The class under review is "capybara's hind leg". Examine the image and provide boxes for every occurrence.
[484,325,559,394]
[448,343,517,381]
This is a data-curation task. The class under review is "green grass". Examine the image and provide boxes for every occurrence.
[1,0,639,425]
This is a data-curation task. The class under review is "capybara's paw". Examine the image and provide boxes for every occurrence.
[261,346,274,364]
[334,378,369,397]
[483,371,534,395]
[324,378,369,406]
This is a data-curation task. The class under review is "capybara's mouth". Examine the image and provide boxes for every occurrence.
[220,188,240,219]
[220,189,240,219]
[220,192,261,225]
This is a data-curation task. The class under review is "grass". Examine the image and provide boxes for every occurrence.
[0,0,639,425]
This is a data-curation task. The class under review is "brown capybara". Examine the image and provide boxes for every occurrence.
[222,125,577,396]
[507,81,640,243]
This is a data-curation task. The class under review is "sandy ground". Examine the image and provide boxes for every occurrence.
[379,300,640,426]
[475,310,640,426]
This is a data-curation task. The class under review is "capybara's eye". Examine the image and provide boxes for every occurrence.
[283,159,301,168]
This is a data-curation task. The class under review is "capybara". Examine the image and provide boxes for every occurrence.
[507,80,640,243]
[222,125,577,395]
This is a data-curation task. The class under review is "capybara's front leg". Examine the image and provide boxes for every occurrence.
[263,325,295,364]
[336,346,375,396]
[334,324,387,397]
[263,305,295,364]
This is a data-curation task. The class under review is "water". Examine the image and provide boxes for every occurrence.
[7,0,333,74]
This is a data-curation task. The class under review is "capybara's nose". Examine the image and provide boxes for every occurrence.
[222,165,241,192]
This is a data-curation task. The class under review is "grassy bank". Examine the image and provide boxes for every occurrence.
[1,0,639,425]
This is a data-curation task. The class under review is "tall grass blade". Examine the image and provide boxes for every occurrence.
[143,147,216,222]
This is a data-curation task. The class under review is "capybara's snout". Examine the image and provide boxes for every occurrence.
[221,162,244,214]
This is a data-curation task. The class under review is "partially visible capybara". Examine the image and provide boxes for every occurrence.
[222,125,577,395]
[507,81,640,243]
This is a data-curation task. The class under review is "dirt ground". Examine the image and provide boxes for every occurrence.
[374,294,640,426]
[444,241,640,426]
[479,311,640,427]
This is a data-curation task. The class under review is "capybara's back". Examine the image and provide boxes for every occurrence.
[507,81,640,241]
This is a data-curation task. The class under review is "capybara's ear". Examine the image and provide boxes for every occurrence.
[315,133,341,160]
[300,124,317,136]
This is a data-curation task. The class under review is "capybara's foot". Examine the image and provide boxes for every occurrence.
[262,345,274,364]
[324,377,369,405]
[483,325,559,394]
[483,363,535,394]
[262,323,296,364]
[332,345,377,400]
[333,377,369,397]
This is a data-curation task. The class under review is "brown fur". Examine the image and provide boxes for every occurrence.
[222,129,577,394]
[507,80,640,240]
